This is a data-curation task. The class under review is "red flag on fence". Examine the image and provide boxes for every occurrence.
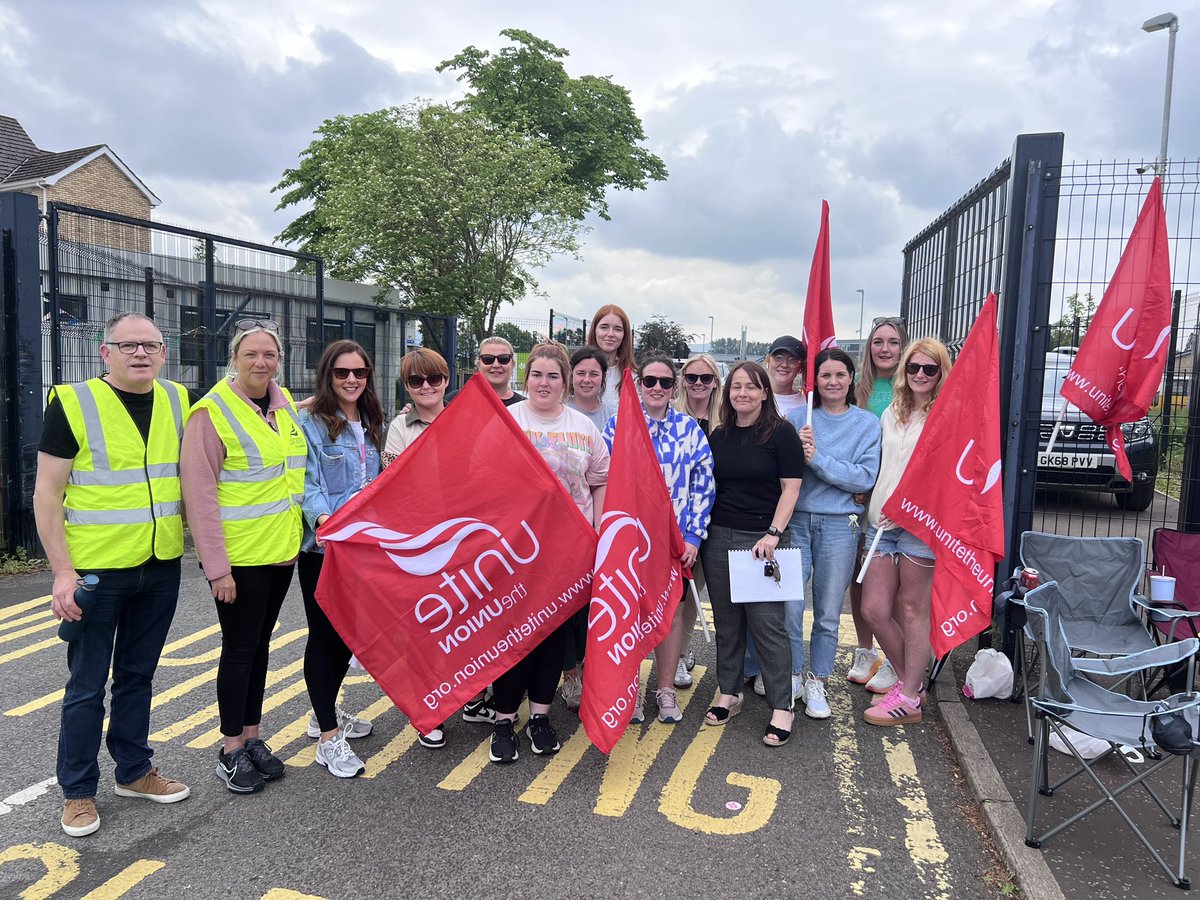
[579,371,685,754]
[316,376,599,734]
[801,199,837,395]
[883,293,1006,657]
[1060,176,1172,480]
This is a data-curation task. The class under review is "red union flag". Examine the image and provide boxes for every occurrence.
[1060,176,1172,480]
[316,376,598,734]
[883,293,1006,657]
[801,199,837,393]
[579,371,684,753]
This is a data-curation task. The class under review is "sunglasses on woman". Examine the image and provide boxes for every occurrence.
[873,316,905,328]
[683,372,715,385]
[905,362,940,377]
[640,375,676,389]
[234,318,280,334]
[480,353,513,366]
[406,373,446,389]
[332,367,369,380]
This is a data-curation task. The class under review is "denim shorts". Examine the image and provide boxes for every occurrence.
[864,524,935,562]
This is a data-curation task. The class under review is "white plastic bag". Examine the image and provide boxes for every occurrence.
[962,648,1014,700]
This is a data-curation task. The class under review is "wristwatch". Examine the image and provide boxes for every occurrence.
[766,526,783,538]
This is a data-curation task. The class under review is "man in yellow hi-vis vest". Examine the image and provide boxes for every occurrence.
[34,312,191,839]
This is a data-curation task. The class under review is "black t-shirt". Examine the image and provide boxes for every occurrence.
[708,420,805,531]
[444,388,526,408]
[39,380,158,459]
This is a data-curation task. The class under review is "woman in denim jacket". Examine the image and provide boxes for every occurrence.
[299,340,384,778]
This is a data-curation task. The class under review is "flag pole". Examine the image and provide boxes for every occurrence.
[689,579,711,643]
[806,390,814,424]
[1043,401,1070,458]
[856,526,885,584]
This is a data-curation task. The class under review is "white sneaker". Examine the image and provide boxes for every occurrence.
[791,673,804,702]
[847,647,883,684]
[752,675,766,697]
[866,660,899,694]
[674,657,693,688]
[315,728,365,778]
[307,706,373,740]
[803,673,831,719]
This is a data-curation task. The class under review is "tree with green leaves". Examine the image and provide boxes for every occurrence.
[635,316,694,359]
[711,336,769,356]
[438,29,667,221]
[492,322,541,353]
[273,103,586,343]
[1049,292,1097,350]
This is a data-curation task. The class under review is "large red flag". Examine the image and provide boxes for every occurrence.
[801,199,837,394]
[579,371,685,753]
[316,376,598,734]
[1060,176,1172,480]
[883,293,1006,657]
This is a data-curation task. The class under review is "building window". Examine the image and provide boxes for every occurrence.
[352,322,376,360]
[43,294,88,323]
[180,306,231,368]
[307,317,345,368]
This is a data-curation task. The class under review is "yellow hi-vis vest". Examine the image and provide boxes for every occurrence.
[191,379,306,567]
[55,377,189,569]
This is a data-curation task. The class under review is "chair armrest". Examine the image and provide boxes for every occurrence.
[1073,638,1200,677]
[1032,693,1200,719]
[1132,595,1198,618]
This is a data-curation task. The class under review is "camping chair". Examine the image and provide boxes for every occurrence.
[1143,528,1200,695]
[999,532,1156,740]
[1020,584,1200,890]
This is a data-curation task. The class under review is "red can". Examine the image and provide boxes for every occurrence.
[1021,568,1041,592]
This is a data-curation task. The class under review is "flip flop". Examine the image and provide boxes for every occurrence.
[762,724,791,747]
[705,694,744,727]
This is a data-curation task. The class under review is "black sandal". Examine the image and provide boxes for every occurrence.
[762,724,791,747]
[704,695,743,727]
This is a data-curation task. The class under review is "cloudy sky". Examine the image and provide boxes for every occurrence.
[3,0,1196,346]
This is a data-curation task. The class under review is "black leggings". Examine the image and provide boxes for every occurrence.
[298,551,353,734]
[214,564,294,737]
[493,621,571,716]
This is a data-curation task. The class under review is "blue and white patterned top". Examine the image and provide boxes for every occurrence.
[603,405,715,548]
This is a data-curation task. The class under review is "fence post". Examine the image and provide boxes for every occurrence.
[1179,338,1200,532]
[201,237,217,389]
[0,192,47,554]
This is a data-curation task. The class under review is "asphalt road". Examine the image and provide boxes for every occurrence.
[0,555,1011,900]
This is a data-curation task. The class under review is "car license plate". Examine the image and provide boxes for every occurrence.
[1038,452,1101,468]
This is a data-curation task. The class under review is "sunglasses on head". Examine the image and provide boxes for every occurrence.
[873,316,905,328]
[406,373,446,389]
[683,372,715,385]
[905,362,940,377]
[332,367,369,380]
[480,353,513,366]
[234,318,279,334]
[640,375,676,389]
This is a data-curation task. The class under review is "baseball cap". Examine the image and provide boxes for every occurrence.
[768,335,805,358]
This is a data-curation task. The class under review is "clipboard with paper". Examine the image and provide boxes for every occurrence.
[728,548,805,603]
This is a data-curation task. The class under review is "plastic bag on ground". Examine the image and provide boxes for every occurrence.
[962,648,1014,700]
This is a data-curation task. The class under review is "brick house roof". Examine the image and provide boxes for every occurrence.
[0,114,159,205]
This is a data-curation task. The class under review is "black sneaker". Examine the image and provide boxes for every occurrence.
[243,738,285,781]
[462,697,496,724]
[489,720,520,764]
[216,747,264,794]
[526,714,561,756]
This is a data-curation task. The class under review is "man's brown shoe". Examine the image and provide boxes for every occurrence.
[61,798,100,837]
[114,767,190,803]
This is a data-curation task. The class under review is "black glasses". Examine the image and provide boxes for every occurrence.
[905,362,941,377]
[105,340,163,355]
[873,316,905,328]
[406,373,446,389]
[640,376,676,389]
[480,353,513,366]
[683,372,715,385]
[234,318,279,332]
[332,367,369,380]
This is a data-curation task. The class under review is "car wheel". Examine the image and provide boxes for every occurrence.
[1115,479,1155,512]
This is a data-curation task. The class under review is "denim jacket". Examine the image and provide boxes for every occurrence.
[300,409,382,553]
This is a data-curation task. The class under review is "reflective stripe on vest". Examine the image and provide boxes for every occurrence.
[58,378,188,568]
[193,379,306,566]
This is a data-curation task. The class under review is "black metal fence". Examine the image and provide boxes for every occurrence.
[453,309,589,391]
[901,140,1200,577]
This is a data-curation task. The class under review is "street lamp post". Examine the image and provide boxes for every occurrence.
[1142,12,1180,176]
[707,315,714,354]
[856,289,865,338]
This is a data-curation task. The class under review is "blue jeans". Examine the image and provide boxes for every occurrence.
[746,512,861,679]
[57,558,180,799]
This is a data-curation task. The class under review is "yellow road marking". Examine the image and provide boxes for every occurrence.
[0,609,55,634]
[0,619,59,645]
[658,687,781,835]
[187,673,310,748]
[362,727,420,779]
[848,846,882,897]
[0,595,52,622]
[882,736,951,899]
[261,891,327,900]
[156,624,224,666]
[0,842,79,900]
[80,860,165,899]
[0,636,58,667]
[438,701,528,791]
[283,692,395,767]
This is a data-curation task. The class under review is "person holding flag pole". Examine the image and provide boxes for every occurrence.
[601,355,714,725]
[801,199,837,423]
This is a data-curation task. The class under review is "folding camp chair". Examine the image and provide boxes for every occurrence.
[1144,528,1200,695]
[999,532,1156,740]
[1020,584,1200,889]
